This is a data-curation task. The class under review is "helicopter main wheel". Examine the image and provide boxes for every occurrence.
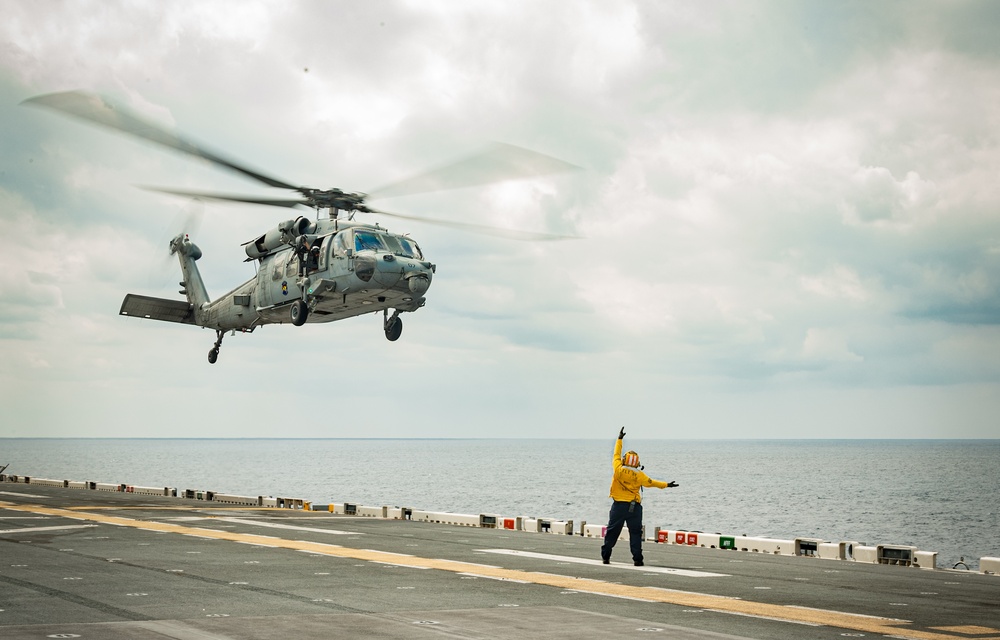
[385,315,403,341]
[290,300,308,326]
[207,330,224,364]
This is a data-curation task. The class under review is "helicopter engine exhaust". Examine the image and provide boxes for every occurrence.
[244,217,315,259]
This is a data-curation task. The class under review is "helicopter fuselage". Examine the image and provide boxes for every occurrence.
[120,216,435,360]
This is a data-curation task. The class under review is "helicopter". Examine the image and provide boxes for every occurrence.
[23,91,578,364]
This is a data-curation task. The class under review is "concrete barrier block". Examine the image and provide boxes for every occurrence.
[212,493,260,506]
[737,536,794,555]
[696,533,722,548]
[66,481,87,489]
[817,543,842,560]
[356,505,385,518]
[914,551,937,570]
[479,514,499,528]
[669,530,705,546]
[409,509,438,522]
[543,520,573,535]
[131,485,169,497]
[795,537,826,557]
[878,545,916,567]
[28,478,64,487]
[583,524,606,538]
[842,541,858,561]
[445,513,481,527]
[978,557,1000,575]
[854,545,879,563]
[276,498,305,509]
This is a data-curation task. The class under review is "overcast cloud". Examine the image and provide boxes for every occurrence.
[1,1,999,438]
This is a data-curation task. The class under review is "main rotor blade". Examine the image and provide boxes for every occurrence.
[140,186,308,209]
[369,207,579,241]
[366,142,581,201]
[22,91,300,191]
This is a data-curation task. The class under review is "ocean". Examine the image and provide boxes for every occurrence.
[2,438,997,571]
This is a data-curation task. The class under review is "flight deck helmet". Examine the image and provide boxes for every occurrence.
[622,450,640,468]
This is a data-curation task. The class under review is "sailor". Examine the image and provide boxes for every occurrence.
[601,427,678,566]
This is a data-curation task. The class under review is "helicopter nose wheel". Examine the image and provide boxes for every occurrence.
[208,330,224,364]
[384,309,403,341]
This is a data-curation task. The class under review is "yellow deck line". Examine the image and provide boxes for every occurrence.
[0,501,974,640]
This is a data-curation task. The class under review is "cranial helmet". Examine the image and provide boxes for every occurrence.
[622,451,640,468]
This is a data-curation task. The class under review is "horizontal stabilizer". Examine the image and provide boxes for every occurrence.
[120,294,196,325]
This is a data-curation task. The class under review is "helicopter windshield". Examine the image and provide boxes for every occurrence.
[354,230,422,259]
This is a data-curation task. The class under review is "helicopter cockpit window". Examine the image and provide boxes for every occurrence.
[397,236,422,260]
[374,232,422,259]
[381,233,403,254]
[354,231,385,253]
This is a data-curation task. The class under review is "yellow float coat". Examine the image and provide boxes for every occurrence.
[609,438,668,503]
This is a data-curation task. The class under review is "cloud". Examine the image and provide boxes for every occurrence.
[2,1,999,438]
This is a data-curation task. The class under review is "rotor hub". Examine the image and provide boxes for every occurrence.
[299,188,370,212]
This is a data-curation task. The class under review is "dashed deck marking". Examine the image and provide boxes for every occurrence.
[0,524,98,534]
[931,626,1000,636]
[216,517,358,535]
[0,501,975,640]
[479,549,728,577]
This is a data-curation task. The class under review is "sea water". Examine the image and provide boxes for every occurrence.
[1,438,997,570]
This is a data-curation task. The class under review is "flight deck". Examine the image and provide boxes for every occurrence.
[1,483,998,640]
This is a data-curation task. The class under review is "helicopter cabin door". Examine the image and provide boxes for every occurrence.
[258,250,301,308]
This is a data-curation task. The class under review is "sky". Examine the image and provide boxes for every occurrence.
[1,1,999,439]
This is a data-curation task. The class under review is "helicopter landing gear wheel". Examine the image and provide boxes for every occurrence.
[208,330,224,364]
[384,309,403,341]
[290,299,308,326]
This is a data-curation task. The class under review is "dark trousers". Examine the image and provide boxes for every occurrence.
[601,500,643,563]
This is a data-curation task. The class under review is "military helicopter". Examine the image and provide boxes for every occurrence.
[23,91,577,364]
